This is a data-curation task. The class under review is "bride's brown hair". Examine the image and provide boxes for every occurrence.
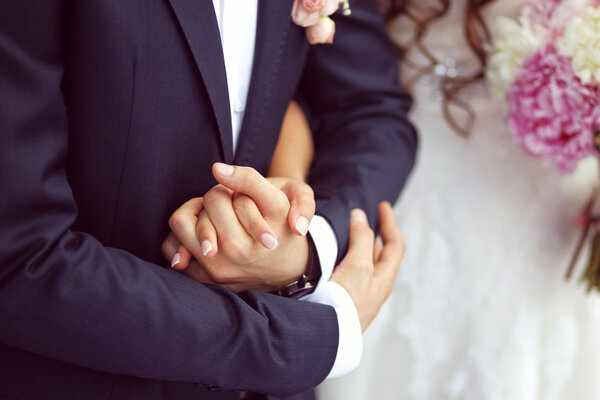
[378,0,496,136]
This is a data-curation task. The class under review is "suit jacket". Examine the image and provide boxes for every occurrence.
[0,0,417,399]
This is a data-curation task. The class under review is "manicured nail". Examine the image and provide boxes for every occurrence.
[351,209,368,223]
[201,240,213,256]
[260,232,279,250]
[295,216,309,236]
[171,252,181,268]
[214,162,234,177]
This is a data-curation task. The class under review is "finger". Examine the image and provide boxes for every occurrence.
[161,232,180,262]
[345,208,375,263]
[212,163,288,216]
[203,184,253,249]
[171,245,192,271]
[279,181,315,236]
[233,193,279,250]
[374,202,405,279]
[168,197,206,261]
[161,233,192,270]
[195,209,218,257]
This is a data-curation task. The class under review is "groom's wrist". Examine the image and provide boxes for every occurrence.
[274,234,321,298]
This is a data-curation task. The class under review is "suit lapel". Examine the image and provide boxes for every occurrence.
[167,0,234,163]
[234,0,295,165]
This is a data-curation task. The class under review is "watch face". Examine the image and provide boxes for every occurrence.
[288,285,316,299]
[276,280,317,298]
[288,281,317,298]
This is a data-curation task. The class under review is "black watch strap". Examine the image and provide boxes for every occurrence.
[273,234,322,299]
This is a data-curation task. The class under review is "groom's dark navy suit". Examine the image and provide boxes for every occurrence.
[0,0,416,399]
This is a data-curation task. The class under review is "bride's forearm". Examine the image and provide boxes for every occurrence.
[268,101,314,182]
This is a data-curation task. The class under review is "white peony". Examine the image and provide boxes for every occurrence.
[557,7,600,85]
[487,17,540,101]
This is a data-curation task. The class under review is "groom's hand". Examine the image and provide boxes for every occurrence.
[331,202,405,332]
[166,165,313,291]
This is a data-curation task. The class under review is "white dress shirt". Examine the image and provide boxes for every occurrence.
[211,0,362,379]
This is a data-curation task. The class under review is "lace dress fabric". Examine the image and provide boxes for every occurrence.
[318,1,600,399]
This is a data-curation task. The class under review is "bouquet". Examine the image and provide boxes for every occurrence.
[487,0,600,291]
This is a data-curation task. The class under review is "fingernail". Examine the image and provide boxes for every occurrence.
[201,240,213,256]
[351,209,368,223]
[214,162,234,177]
[171,253,181,268]
[295,216,309,236]
[260,232,279,250]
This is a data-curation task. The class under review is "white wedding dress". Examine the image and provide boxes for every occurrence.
[318,1,600,399]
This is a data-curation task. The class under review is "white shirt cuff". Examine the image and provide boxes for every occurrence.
[307,215,338,295]
[303,281,363,379]
[302,215,362,379]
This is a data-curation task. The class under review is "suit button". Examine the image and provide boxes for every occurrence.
[193,383,222,391]
[233,99,244,113]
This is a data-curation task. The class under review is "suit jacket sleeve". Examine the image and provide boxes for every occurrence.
[0,1,338,396]
[297,0,418,264]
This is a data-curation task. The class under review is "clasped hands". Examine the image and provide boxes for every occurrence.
[162,163,405,331]
[163,163,312,292]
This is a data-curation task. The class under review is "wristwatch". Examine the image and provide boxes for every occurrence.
[273,234,322,298]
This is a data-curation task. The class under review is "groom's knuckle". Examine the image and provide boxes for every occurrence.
[168,212,184,231]
[232,194,252,215]
[203,189,220,209]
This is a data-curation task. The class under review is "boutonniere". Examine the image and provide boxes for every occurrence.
[292,0,351,44]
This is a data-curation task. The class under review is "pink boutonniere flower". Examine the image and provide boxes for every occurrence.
[292,0,351,44]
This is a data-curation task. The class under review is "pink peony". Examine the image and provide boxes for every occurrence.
[522,0,561,30]
[506,45,600,173]
[522,0,592,39]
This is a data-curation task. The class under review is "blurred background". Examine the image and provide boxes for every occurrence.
[319,1,600,398]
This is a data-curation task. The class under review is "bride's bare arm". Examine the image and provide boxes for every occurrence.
[268,101,314,181]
